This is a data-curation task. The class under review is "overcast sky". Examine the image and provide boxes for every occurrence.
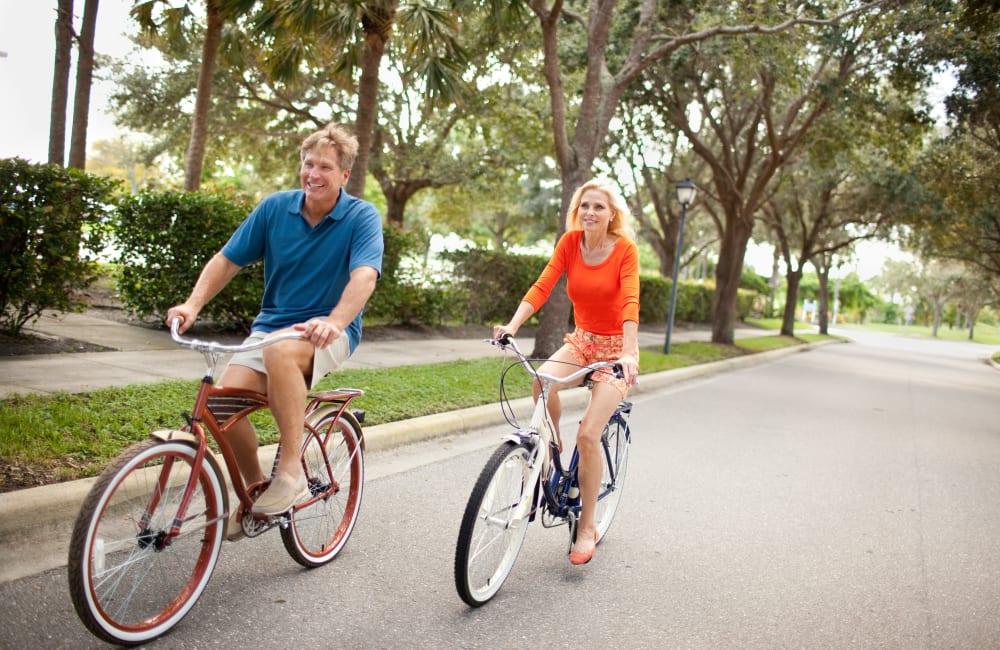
[0,0,137,162]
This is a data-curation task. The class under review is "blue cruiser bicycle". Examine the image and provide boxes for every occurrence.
[454,334,632,606]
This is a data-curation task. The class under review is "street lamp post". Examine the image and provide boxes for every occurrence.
[663,178,697,354]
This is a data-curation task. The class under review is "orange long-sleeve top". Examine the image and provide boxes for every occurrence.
[522,230,640,336]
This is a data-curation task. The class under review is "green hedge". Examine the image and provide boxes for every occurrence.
[365,226,465,325]
[0,158,120,336]
[639,274,756,324]
[1,162,763,334]
[114,189,263,331]
[441,247,550,324]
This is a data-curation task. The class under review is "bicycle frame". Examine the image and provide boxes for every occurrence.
[68,321,368,644]
[492,336,620,528]
[156,321,364,540]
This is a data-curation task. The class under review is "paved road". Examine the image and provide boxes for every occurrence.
[1,330,998,648]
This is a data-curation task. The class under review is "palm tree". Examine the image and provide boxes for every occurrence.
[68,0,101,170]
[243,0,468,198]
[132,0,255,190]
[49,0,74,166]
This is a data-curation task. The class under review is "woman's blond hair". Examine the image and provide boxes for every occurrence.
[564,178,634,240]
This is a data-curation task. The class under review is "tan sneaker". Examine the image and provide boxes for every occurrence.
[251,474,309,515]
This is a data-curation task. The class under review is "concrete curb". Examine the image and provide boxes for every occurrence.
[0,339,837,583]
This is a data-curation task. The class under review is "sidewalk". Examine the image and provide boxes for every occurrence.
[0,311,800,583]
[1,311,753,398]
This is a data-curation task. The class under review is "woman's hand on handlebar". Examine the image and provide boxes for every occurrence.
[492,323,518,341]
[616,352,639,386]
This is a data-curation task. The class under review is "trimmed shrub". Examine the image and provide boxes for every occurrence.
[639,275,671,323]
[441,247,550,324]
[113,189,262,331]
[366,226,445,325]
[639,274,758,324]
[0,158,120,336]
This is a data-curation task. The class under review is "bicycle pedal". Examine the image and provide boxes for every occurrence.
[243,518,269,538]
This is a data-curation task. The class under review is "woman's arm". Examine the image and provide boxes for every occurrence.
[493,301,536,339]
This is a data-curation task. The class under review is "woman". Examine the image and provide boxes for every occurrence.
[494,178,640,565]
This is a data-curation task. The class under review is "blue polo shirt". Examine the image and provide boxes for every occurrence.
[221,189,384,352]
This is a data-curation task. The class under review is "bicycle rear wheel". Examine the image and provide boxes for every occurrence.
[455,441,534,607]
[594,410,631,543]
[281,410,364,567]
[67,439,225,646]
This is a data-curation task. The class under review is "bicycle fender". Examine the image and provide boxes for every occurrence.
[306,404,367,452]
[150,429,197,444]
[503,429,536,446]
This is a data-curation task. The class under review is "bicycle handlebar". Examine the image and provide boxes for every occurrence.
[170,318,304,354]
[487,335,622,384]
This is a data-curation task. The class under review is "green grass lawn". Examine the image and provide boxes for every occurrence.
[835,320,1000,345]
[5,318,996,492]
[0,333,818,490]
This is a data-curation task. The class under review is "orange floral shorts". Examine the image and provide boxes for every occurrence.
[562,327,631,397]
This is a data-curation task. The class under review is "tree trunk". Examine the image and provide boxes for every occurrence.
[531,169,588,357]
[768,250,780,318]
[710,217,753,345]
[183,0,224,192]
[68,0,99,170]
[348,3,395,199]
[816,268,830,335]
[781,268,804,337]
[48,0,74,166]
[378,177,429,228]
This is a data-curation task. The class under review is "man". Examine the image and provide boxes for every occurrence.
[166,123,383,517]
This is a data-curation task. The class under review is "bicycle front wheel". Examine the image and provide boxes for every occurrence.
[67,439,225,646]
[594,411,631,543]
[281,410,364,567]
[455,441,534,607]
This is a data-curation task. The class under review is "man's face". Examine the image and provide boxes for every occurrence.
[300,144,350,205]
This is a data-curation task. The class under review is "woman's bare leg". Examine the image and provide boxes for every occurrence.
[572,382,622,560]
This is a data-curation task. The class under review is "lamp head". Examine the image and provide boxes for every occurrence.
[675,177,697,207]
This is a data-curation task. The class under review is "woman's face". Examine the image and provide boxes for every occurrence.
[577,189,613,234]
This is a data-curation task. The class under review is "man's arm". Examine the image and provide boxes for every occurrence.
[165,252,242,333]
[297,266,379,348]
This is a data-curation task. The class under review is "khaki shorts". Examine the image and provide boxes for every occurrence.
[226,331,350,389]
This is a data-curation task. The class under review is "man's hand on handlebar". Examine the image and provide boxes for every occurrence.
[166,304,199,335]
[294,318,342,350]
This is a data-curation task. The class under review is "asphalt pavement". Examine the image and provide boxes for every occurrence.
[0,310,792,583]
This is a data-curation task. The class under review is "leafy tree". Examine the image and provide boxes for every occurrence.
[607,103,714,279]
[911,131,1000,277]
[509,0,881,355]
[646,2,903,345]
[237,0,471,199]
[916,259,965,337]
[952,266,1000,339]
[87,136,167,193]
[896,0,1000,281]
